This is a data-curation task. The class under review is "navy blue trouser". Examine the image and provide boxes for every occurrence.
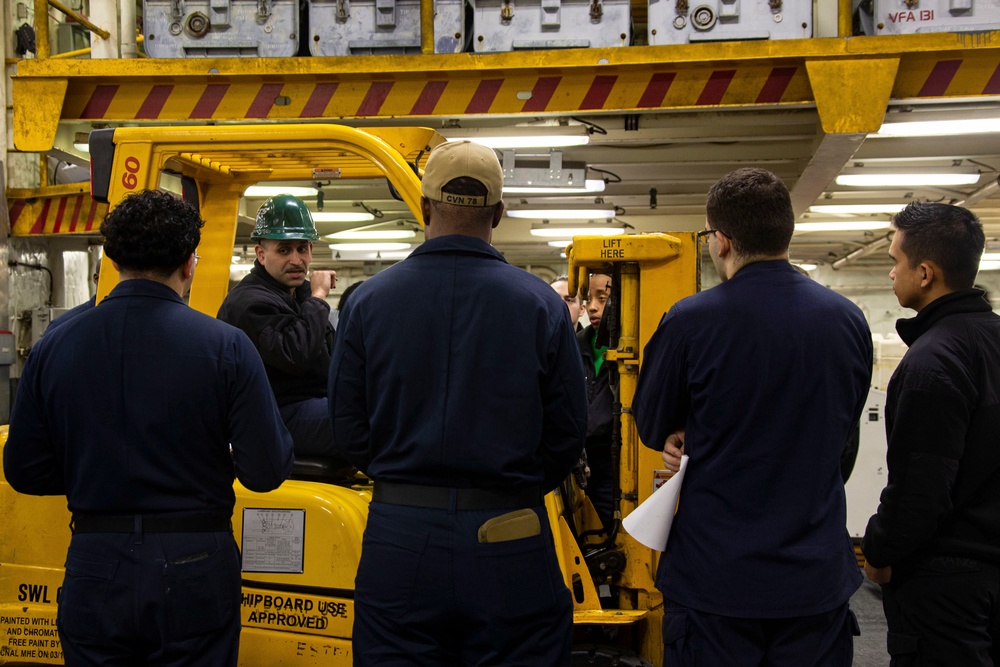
[58,531,241,666]
[280,398,348,466]
[882,556,1000,667]
[352,502,573,666]
[661,598,857,667]
[584,444,614,530]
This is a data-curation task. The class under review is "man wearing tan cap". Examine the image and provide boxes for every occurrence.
[329,140,587,665]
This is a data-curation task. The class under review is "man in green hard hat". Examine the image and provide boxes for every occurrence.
[218,194,350,474]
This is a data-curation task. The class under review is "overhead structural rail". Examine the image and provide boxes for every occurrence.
[13,30,1000,153]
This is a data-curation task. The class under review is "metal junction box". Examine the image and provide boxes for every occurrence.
[310,0,465,55]
[870,0,1000,35]
[471,0,631,52]
[648,0,811,45]
[143,0,300,57]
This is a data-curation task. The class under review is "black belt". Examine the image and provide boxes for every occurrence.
[71,513,232,534]
[372,481,542,511]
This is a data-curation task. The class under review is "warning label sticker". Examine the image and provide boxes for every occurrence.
[0,612,63,663]
[242,508,305,573]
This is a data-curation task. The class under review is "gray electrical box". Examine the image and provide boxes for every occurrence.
[471,0,631,52]
[0,332,13,366]
[310,0,465,55]
[143,0,300,57]
[868,0,1000,35]
[648,0,812,45]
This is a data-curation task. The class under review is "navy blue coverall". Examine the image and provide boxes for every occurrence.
[329,235,587,666]
[633,261,872,667]
[4,279,295,667]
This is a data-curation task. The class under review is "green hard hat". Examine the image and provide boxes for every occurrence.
[250,194,319,241]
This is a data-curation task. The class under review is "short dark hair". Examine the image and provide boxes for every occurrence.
[101,190,203,277]
[550,275,569,285]
[893,202,984,290]
[706,168,794,257]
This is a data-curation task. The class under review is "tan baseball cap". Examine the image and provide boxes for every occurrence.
[421,140,503,207]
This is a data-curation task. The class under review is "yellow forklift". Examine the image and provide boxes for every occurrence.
[0,123,699,666]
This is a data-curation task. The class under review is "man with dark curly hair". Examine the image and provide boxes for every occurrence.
[3,189,295,667]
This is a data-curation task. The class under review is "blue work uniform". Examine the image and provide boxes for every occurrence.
[4,278,294,667]
[633,260,872,667]
[329,235,587,666]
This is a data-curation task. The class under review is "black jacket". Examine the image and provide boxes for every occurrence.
[863,289,1000,568]
[577,325,613,451]
[217,262,333,406]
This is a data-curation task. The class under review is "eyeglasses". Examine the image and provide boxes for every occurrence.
[193,253,201,267]
[697,228,731,240]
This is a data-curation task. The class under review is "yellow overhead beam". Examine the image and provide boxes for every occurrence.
[12,32,1000,151]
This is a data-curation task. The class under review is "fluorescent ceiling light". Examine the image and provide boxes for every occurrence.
[230,263,255,272]
[509,207,617,220]
[836,172,980,187]
[504,179,606,194]
[795,220,892,232]
[530,225,625,238]
[444,126,590,149]
[73,142,90,152]
[329,242,411,252]
[547,241,572,247]
[982,253,1000,261]
[312,211,376,223]
[325,229,416,240]
[791,262,818,271]
[877,118,1000,137]
[979,260,1000,272]
[808,204,906,215]
[244,185,319,198]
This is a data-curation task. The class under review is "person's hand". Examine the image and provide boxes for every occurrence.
[864,560,892,585]
[662,430,685,472]
[310,270,337,299]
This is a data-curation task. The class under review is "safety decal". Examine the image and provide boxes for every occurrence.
[242,508,305,574]
[241,592,352,638]
[0,612,62,662]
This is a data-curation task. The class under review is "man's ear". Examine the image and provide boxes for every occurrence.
[182,252,197,281]
[715,232,732,258]
[491,202,505,229]
[421,197,432,228]
[919,261,938,289]
[254,243,266,263]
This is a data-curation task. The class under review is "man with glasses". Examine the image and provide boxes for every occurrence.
[633,168,873,667]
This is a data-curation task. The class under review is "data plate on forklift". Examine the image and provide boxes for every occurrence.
[869,0,1000,35]
[471,0,630,52]
[310,0,465,55]
[143,0,300,57]
[648,0,811,45]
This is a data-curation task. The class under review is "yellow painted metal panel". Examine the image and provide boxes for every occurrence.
[10,78,66,152]
[238,627,353,665]
[807,58,900,134]
[13,33,1000,150]
[7,188,108,237]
